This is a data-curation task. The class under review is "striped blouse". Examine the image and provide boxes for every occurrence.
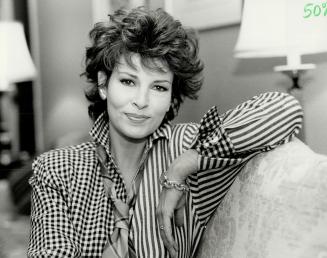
[28,92,303,257]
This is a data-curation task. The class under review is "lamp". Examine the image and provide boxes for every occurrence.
[0,21,36,90]
[234,0,327,91]
[0,21,36,166]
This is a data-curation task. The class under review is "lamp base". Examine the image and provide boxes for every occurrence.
[274,63,315,92]
[274,63,316,73]
[0,92,12,168]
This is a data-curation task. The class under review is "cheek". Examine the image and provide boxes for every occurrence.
[106,85,129,110]
[107,94,119,110]
[151,94,171,116]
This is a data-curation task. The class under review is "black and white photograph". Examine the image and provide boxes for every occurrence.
[0,0,327,257]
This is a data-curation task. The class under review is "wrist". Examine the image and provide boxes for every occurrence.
[160,171,189,192]
[167,149,198,182]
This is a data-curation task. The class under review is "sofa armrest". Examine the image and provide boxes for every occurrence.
[196,139,327,258]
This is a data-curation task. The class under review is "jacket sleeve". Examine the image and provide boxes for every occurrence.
[28,154,81,258]
[188,92,303,224]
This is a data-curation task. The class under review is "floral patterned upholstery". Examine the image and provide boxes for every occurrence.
[196,138,327,258]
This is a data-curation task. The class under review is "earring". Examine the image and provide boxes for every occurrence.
[99,88,107,100]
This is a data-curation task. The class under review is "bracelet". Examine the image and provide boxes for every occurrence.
[159,171,189,192]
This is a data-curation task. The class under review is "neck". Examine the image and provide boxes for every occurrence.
[109,125,147,174]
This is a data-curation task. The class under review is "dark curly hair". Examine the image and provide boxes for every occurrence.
[82,7,204,121]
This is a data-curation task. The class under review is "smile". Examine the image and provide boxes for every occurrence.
[125,113,150,123]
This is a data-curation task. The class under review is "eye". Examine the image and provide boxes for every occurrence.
[120,79,135,86]
[153,85,168,92]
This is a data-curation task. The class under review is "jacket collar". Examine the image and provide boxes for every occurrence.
[89,112,172,154]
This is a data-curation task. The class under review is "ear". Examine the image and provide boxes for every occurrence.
[97,71,107,87]
[97,71,107,100]
[99,88,107,100]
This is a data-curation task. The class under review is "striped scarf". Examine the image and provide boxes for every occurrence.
[96,145,140,258]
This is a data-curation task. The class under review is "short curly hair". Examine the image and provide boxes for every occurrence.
[82,7,204,121]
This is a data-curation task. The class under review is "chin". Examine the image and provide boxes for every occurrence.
[121,126,154,141]
[121,116,163,139]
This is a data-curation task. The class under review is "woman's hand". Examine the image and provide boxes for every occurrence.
[156,149,198,257]
[156,188,184,257]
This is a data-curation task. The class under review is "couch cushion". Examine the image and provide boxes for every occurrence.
[196,139,327,258]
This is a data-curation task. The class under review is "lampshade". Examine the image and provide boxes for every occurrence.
[0,21,36,91]
[234,0,327,70]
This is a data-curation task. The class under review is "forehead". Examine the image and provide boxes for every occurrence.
[115,53,172,75]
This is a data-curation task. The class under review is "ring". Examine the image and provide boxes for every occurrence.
[159,225,164,230]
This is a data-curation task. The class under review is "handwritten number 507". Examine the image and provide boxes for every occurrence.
[304,3,314,18]
[304,2,327,18]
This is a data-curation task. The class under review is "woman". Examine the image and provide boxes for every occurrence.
[28,7,303,258]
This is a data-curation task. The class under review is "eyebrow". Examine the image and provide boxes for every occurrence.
[118,71,172,84]
[153,79,172,84]
[118,71,138,79]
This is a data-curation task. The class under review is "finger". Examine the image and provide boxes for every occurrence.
[160,224,177,257]
[163,212,178,255]
[176,192,186,209]
[175,208,184,227]
[157,214,176,257]
[156,202,171,254]
[156,203,178,257]
[175,194,186,227]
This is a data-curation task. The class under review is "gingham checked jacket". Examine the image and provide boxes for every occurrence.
[28,92,303,257]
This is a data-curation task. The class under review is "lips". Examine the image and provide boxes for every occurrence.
[125,113,150,122]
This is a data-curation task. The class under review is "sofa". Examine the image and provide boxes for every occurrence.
[5,136,327,257]
[196,138,327,258]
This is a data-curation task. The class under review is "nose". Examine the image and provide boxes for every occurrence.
[132,87,149,109]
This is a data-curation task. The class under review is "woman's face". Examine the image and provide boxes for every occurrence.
[100,54,173,141]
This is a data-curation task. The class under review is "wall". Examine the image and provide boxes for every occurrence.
[302,54,327,155]
[33,0,327,155]
[174,26,327,155]
[148,0,327,155]
[175,26,287,122]
[35,0,93,149]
